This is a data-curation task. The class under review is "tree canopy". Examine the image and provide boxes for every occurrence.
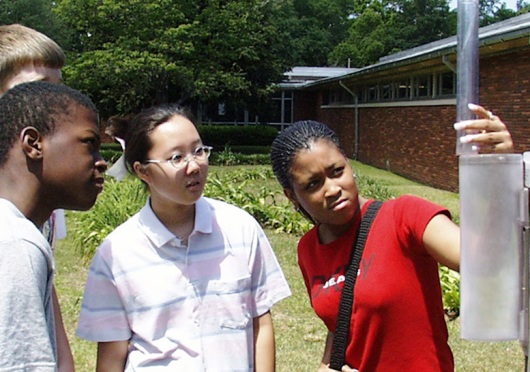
[328,0,528,67]
[54,0,295,116]
[2,0,526,117]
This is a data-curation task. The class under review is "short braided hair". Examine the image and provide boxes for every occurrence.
[270,120,345,191]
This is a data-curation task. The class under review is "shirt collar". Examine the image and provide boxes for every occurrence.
[138,196,213,249]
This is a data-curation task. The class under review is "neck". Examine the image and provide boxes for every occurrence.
[0,168,50,227]
[318,196,368,244]
[150,197,196,241]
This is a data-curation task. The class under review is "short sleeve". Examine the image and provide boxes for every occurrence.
[76,242,131,342]
[249,220,291,317]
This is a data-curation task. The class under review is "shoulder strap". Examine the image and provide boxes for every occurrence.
[329,200,383,371]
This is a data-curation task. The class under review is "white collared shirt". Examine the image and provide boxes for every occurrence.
[77,196,291,371]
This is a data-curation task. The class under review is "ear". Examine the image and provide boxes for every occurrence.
[20,127,43,160]
[284,188,300,210]
[133,161,150,184]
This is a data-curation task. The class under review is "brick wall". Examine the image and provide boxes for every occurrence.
[321,105,460,191]
[479,48,530,153]
[294,47,530,192]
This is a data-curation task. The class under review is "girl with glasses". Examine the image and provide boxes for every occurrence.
[77,104,291,371]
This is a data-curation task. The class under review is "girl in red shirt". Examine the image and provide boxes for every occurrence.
[269,104,512,371]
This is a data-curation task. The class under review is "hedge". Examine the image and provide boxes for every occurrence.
[197,125,278,148]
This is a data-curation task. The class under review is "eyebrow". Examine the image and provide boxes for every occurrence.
[85,127,101,141]
[169,139,203,153]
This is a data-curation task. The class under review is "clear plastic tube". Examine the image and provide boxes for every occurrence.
[457,0,524,343]
[456,0,480,156]
[460,154,523,340]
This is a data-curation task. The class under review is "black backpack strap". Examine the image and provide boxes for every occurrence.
[329,201,383,371]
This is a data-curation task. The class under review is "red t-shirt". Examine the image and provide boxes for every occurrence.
[298,196,454,371]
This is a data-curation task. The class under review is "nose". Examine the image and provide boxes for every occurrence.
[324,178,341,198]
[95,156,108,174]
[185,157,201,174]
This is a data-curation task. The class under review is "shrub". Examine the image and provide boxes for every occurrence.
[227,145,270,154]
[68,177,147,262]
[68,159,459,314]
[204,169,311,235]
[439,265,461,319]
[210,146,270,166]
[356,174,396,201]
[100,142,123,163]
[100,149,122,164]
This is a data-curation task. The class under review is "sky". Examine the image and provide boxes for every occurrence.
[449,0,519,10]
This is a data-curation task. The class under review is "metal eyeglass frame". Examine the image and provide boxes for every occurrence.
[144,145,213,169]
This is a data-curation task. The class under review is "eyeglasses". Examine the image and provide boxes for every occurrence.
[144,145,213,169]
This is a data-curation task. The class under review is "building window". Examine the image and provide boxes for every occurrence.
[438,71,455,97]
[367,85,378,102]
[320,70,455,106]
[396,79,410,100]
[381,83,393,101]
[270,91,293,125]
[322,90,330,105]
[414,75,431,98]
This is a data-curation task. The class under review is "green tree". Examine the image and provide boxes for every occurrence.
[329,0,456,67]
[54,0,293,117]
[479,0,517,25]
[516,0,530,11]
[328,8,387,67]
[249,0,353,67]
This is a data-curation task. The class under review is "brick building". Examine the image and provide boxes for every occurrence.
[283,13,530,192]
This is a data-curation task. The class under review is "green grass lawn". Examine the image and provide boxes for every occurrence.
[54,161,525,371]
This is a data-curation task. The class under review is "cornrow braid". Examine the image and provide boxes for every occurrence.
[270,120,347,224]
[270,120,345,191]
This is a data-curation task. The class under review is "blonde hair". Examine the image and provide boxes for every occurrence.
[0,24,65,93]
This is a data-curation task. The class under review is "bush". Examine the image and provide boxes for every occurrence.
[204,169,311,235]
[68,177,147,262]
[69,160,459,315]
[100,149,122,164]
[222,145,270,154]
[356,174,396,201]
[100,142,123,163]
[439,266,461,319]
[210,146,270,166]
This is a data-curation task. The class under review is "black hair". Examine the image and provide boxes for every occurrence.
[270,120,346,191]
[123,104,197,173]
[0,81,97,168]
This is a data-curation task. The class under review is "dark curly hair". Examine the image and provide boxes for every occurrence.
[0,81,97,168]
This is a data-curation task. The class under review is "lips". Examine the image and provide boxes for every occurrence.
[186,179,203,192]
[330,198,349,211]
[94,177,105,192]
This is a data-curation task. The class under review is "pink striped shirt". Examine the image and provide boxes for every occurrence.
[77,197,291,371]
